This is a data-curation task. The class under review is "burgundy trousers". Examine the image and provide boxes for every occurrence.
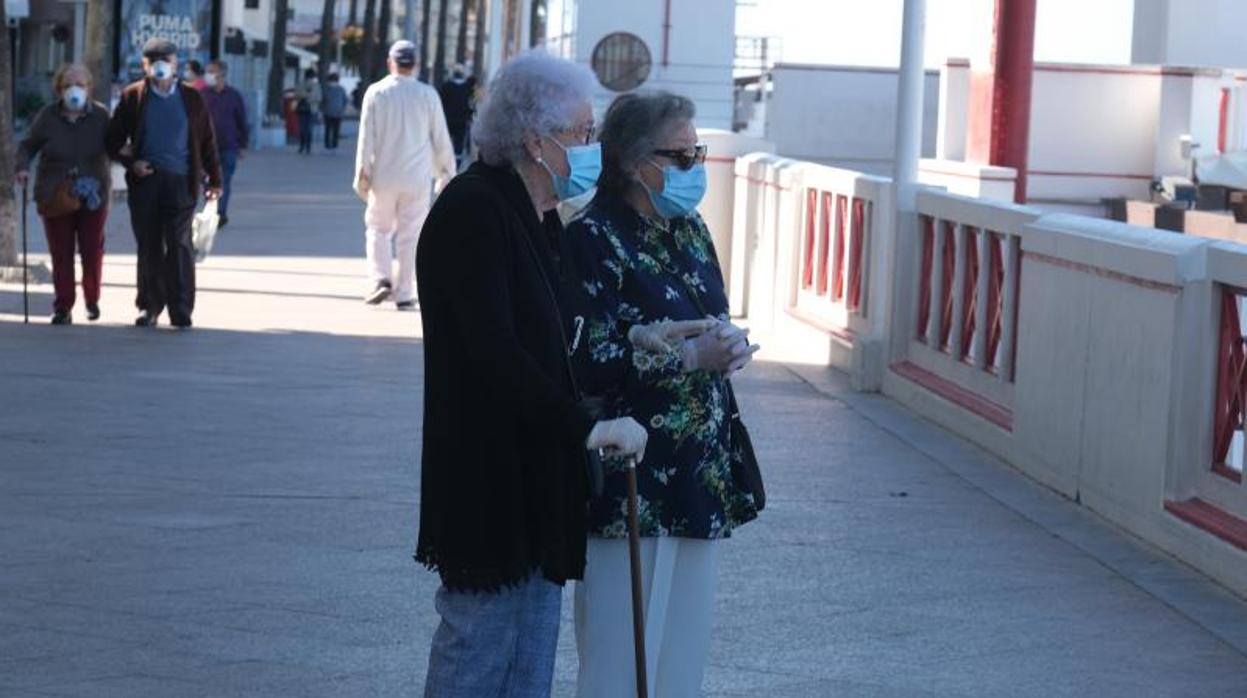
[41,206,107,314]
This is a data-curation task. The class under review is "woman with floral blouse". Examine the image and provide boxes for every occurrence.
[560,91,761,697]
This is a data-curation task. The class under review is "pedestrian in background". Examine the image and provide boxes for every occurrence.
[353,40,455,310]
[202,60,249,228]
[295,68,321,155]
[106,38,222,329]
[321,72,348,151]
[415,50,648,698]
[16,63,111,325]
[437,63,476,166]
[183,60,207,91]
[561,91,760,697]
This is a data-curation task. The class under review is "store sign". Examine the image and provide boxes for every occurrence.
[119,0,213,79]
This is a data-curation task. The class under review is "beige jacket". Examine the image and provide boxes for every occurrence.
[353,74,456,199]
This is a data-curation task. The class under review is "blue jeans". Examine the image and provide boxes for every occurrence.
[297,112,314,153]
[424,574,562,698]
[218,149,238,216]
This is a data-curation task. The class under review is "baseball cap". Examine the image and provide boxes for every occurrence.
[142,37,177,60]
[389,40,417,68]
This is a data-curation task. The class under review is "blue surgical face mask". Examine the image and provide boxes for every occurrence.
[541,137,601,201]
[641,161,707,219]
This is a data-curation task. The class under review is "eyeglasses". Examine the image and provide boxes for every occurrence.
[652,144,708,171]
[556,122,596,145]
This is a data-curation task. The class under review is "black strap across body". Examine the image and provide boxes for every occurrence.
[640,229,767,512]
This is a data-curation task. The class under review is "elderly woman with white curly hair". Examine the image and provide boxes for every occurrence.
[413,51,649,697]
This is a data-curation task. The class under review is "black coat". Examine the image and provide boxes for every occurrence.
[415,160,597,592]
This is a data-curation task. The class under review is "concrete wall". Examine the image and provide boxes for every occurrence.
[699,130,775,299]
[1133,0,1247,69]
[1027,64,1163,207]
[765,64,940,176]
[938,59,1244,213]
[729,151,1247,596]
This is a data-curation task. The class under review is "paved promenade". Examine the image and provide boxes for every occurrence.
[3,147,1247,696]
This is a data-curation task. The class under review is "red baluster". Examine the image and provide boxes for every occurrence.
[801,188,816,290]
[847,198,866,312]
[917,216,934,339]
[960,227,979,360]
[939,221,956,351]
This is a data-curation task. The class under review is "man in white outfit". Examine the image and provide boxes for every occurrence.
[354,40,456,310]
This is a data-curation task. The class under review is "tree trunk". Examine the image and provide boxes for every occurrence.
[419,0,432,79]
[267,0,291,117]
[455,0,471,67]
[404,0,417,41]
[0,1,17,266]
[433,0,449,86]
[530,0,543,48]
[374,0,392,82]
[83,0,114,103]
[349,0,359,26]
[360,0,378,87]
[472,0,487,80]
[318,0,337,85]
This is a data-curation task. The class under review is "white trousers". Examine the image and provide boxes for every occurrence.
[575,537,720,698]
[364,188,430,303]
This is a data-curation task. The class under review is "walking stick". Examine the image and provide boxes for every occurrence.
[624,456,649,698]
[20,182,29,324]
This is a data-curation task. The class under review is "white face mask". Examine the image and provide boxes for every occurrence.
[63,85,88,111]
[150,61,174,81]
[204,72,218,87]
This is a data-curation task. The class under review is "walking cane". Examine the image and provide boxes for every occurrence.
[624,456,649,698]
[20,182,29,324]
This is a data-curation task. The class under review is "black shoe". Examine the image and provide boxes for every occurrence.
[396,300,417,312]
[135,311,158,327]
[364,281,392,305]
[218,214,229,229]
[171,318,193,330]
[86,303,100,321]
[51,311,71,325]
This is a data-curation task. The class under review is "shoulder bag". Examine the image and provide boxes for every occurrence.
[38,169,82,219]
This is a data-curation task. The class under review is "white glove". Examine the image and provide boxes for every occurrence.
[716,322,761,373]
[585,417,649,463]
[627,318,717,354]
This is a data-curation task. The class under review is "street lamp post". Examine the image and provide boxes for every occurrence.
[887,0,927,371]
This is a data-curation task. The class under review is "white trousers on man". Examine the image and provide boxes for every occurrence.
[364,188,430,304]
[575,537,720,698]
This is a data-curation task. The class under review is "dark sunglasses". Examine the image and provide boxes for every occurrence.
[652,144,707,170]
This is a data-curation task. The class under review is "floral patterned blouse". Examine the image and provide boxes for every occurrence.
[559,193,759,540]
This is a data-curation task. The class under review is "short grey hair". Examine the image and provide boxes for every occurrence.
[597,91,696,196]
[472,51,597,167]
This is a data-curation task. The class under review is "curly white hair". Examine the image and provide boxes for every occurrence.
[472,51,597,167]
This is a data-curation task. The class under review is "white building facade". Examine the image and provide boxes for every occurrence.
[537,0,736,129]
[1133,0,1247,68]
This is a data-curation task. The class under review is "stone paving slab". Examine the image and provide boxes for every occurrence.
[3,146,1247,696]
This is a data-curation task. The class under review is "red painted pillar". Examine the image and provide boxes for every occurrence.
[989,0,1038,204]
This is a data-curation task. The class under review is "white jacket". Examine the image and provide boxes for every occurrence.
[354,74,456,198]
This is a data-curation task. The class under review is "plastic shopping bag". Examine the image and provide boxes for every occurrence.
[192,199,220,263]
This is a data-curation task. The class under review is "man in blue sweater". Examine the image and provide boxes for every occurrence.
[106,38,222,329]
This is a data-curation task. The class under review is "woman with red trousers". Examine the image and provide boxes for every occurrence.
[17,63,112,325]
